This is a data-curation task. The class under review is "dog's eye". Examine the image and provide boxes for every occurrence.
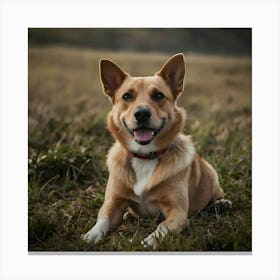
[122,92,133,102]
[152,92,165,101]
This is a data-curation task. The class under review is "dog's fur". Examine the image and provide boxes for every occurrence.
[82,53,231,248]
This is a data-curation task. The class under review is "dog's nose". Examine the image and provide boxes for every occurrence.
[134,107,151,123]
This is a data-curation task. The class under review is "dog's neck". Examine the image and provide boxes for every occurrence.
[127,140,175,160]
[129,147,169,160]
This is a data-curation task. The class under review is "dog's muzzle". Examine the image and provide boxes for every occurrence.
[123,119,166,145]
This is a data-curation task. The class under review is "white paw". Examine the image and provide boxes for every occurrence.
[81,227,105,243]
[141,234,156,248]
[81,216,110,244]
[141,225,168,249]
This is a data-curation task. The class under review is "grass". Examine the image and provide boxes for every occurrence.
[28,47,251,251]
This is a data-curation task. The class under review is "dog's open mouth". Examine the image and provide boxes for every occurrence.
[123,119,165,145]
[133,127,155,144]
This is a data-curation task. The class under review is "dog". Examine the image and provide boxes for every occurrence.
[82,53,232,248]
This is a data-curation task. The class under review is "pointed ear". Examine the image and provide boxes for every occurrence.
[99,59,128,97]
[156,53,185,97]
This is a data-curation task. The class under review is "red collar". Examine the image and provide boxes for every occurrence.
[129,147,168,160]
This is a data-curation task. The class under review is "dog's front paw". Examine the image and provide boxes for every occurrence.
[81,227,105,244]
[81,217,110,244]
[141,234,156,249]
[141,225,168,249]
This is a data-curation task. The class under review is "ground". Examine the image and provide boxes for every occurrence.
[28,47,251,251]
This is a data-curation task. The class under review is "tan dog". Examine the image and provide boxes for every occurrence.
[82,53,232,248]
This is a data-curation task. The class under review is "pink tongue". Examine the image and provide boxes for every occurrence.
[133,129,154,142]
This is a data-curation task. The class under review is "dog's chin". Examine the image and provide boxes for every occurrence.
[123,119,166,146]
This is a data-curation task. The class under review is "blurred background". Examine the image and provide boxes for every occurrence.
[28,28,252,251]
[29,28,251,55]
[28,28,251,116]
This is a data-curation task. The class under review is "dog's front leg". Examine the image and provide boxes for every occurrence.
[82,174,127,244]
[82,195,126,244]
[142,204,189,249]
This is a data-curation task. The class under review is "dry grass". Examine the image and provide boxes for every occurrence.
[28,47,251,251]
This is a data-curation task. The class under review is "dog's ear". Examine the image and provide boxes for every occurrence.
[100,59,128,98]
[156,53,185,98]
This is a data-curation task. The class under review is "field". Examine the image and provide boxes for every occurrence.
[28,47,251,251]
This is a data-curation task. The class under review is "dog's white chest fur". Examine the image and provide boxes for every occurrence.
[132,158,158,196]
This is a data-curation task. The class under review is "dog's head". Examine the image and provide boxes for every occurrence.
[100,53,186,151]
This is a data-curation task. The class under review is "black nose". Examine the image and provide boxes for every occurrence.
[134,107,151,123]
